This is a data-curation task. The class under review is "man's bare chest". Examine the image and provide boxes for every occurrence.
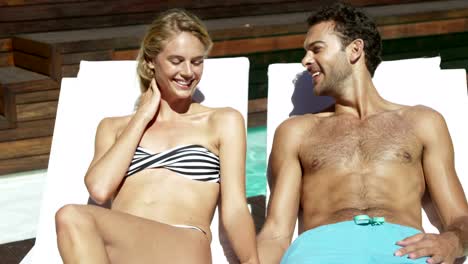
[300,114,423,171]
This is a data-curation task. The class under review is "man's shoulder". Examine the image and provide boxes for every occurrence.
[274,113,325,142]
[278,113,322,130]
[399,105,448,140]
[399,104,443,121]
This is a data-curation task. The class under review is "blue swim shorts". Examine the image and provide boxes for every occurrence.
[280,220,428,264]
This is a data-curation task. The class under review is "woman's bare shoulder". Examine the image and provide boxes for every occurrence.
[210,106,242,115]
[208,106,244,124]
[97,114,133,136]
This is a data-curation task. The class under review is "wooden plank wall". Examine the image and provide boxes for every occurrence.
[0,0,467,175]
[0,0,429,37]
[0,66,58,173]
[0,39,9,115]
[0,38,13,67]
[10,1,468,81]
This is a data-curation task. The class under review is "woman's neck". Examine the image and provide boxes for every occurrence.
[156,97,194,121]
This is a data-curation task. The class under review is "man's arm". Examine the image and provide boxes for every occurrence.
[396,106,468,263]
[257,118,304,264]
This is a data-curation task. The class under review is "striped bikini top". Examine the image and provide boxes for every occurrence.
[126,144,220,183]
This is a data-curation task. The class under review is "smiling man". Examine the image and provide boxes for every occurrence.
[257,2,468,264]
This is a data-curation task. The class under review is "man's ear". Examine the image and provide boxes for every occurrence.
[348,39,364,64]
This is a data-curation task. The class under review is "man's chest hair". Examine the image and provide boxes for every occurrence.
[300,112,423,171]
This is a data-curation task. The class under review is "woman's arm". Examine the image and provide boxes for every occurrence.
[216,108,259,264]
[85,79,161,204]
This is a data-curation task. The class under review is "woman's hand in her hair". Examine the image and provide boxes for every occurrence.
[137,78,161,123]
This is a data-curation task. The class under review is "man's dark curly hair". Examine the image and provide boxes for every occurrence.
[307,2,382,76]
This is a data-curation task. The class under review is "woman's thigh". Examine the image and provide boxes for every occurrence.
[70,204,211,264]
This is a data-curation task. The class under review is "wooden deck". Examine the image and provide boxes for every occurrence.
[0,238,34,264]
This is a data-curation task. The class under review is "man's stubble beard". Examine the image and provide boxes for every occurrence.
[319,52,352,97]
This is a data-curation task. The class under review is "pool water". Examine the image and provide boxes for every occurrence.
[246,126,267,197]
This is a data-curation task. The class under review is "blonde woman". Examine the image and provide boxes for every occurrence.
[55,9,259,264]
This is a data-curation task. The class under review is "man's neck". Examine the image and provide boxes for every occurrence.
[333,73,388,119]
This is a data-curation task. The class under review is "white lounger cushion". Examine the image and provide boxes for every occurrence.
[26,57,249,264]
[266,57,468,249]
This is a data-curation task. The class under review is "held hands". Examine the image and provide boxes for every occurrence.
[137,78,161,122]
[394,232,463,264]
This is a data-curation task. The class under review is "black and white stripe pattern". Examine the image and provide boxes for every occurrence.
[126,144,220,183]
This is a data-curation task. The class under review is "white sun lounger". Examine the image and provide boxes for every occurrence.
[21,57,250,264]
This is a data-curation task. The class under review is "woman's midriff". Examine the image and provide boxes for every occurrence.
[111,169,219,240]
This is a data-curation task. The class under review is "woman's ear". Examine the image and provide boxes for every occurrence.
[348,39,364,63]
[147,60,155,70]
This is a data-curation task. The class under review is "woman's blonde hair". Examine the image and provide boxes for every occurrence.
[136,9,213,93]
